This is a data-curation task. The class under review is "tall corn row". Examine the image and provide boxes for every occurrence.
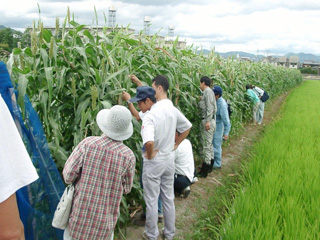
[6,16,302,233]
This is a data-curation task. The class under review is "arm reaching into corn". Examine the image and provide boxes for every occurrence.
[122,91,141,121]
[128,74,143,87]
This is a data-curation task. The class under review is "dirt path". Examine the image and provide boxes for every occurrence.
[121,91,289,240]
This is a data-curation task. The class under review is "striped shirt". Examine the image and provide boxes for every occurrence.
[63,134,136,240]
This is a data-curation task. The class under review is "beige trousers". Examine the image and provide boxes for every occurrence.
[201,119,216,164]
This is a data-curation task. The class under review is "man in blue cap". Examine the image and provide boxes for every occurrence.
[122,85,164,225]
[123,85,157,121]
[211,85,231,171]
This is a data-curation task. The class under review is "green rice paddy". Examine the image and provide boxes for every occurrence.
[194,80,320,240]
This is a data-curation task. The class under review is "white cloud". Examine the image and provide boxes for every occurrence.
[1,0,320,56]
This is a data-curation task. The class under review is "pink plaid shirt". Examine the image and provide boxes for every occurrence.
[63,134,136,239]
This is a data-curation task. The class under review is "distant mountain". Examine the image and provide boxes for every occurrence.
[197,50,264,60]
[285,53,320,63]
[217,51,265,61]
[199,50,320,63]
[0,25,22,34]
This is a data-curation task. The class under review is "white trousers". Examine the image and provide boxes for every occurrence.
[256,101,265,124]
[252,101,260,123]
[142,156,175,240]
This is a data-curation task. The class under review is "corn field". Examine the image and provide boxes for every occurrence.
[5,14,302,234]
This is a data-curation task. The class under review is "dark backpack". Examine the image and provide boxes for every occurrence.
[260,91,269,102]
[226,100,233,118]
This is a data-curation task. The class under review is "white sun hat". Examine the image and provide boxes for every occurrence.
[96,105,133,141]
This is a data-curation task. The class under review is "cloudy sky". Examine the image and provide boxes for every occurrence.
[2,0,320,56]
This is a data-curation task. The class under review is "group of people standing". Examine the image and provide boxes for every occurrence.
[198,77,232,178]
[61,74,237,240]
[63,74,193,240]
[1,70,266,240]
[246,84,266,125]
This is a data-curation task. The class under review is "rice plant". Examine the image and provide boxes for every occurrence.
[195,81,320,239]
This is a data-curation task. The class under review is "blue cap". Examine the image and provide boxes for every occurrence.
[129,86,156,102]
[213,85,223,96]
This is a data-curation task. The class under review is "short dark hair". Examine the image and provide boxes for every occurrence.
[152,75,169,92]
[200,76,212,86]
[141,95,157,103]
[246,84,252,90]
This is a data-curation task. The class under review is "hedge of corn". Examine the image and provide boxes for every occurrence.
[5,15,302,233]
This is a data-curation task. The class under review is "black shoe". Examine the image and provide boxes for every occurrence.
[180,186,191,198]
[197,163,205,176]
[199,163,210,178]
[208,159,214,173]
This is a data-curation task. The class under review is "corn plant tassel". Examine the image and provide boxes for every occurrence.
[55,17,60,38]
[31,30,38,56]
[39,22,44,45]
[91,85,98,110]
[49,37,54,60]
[67,7,70,27]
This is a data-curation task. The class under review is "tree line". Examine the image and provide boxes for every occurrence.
[0,27,30,53]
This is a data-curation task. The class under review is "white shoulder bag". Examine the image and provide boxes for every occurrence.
[52,184,75,230]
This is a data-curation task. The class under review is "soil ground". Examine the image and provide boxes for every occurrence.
[120,90,290,240]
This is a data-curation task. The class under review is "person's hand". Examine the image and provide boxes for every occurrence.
[174,143,179,150]
[205,121,210,130]
[122,91,131,101]
[145,149,159,160]
[223,135,228,141]
[128,74,143,86]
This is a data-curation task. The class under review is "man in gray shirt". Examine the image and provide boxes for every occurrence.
[198,76,217,178]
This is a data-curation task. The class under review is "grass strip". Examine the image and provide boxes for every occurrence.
[192,80,320,240]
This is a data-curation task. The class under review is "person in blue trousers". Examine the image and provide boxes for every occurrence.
[211,86,231,170]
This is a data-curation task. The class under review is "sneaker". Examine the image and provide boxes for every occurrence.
[181,186,191,198]
[192,177,198,183]
[160,228,168,240]
[142,231,149,240]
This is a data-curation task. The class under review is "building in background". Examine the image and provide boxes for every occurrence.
[143,16,151,36]
[26,6,186,50]
[108,5,117,28]
[261,56,277,66]
[288,56,299,68]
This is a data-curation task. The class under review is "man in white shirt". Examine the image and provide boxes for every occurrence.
[174,132,195,198]
[139,75,192,240]
[122,85,164,224]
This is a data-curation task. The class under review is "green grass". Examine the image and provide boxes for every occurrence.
[192,80,320,239]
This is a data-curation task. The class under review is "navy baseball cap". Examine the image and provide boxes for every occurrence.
[213,85,223,96]
[129,86,156,102]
